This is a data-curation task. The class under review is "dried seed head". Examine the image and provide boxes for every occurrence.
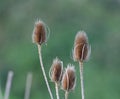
[49,57,63,83]
[62,64,76,92]
[73,31,91,62]
[32,20,46,45]
[74,31,88,46]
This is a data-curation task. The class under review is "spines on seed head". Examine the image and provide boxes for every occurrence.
[49,57,63,83]
[73,31,91,62]
[32,20,46,45]
[62,64,76,92]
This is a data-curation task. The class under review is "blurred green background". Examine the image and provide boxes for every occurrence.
[0,0,120,99]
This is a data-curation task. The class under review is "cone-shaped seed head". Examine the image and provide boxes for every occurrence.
[49,57,63,83]
[62,64,76,92]
[32,20,46,45]
[73,31,90,62]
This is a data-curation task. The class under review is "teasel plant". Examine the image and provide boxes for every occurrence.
[49,57,63,99]
[32,20,54,99]
[73,31,91,99]
[1,71,33,99]
[4,71,14,99]
[24,72,33,99]
[61,64,76,99]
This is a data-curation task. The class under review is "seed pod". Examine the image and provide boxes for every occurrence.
[73,31,91,62]
[49,58,63,83]
[62,64,76,92]
[32,20,46,45]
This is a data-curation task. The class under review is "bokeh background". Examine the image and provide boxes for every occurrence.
[0,0,120,99]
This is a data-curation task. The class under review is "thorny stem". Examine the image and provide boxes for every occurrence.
[37,44,54,99]
[65,91,68,99]
[79,62,85,99]
[55,83,60,99]
[4,71,14,99]
[24,73,33,99]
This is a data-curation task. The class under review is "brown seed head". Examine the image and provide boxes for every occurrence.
[32,20,46,45]
[74,31,88,46]
[62,64,76,92]
[49,57,63,83]
[73,31,91,62]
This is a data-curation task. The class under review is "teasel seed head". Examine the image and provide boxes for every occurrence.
[32,20,46,45]
[62,64,76,92]
[49,57,63,83]
[73,31,91,62]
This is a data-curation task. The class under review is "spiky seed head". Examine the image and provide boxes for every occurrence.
[49,57,63,83]
[62,64,76,92]
[32,20,46,45]
[73,31,91,62]
[74,31,88,46]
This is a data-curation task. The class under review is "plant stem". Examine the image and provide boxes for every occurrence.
[55,83,60,99]
[37,44,54,99]
[79,62,84,99]
[65,91,68,99]
[4,71,14,99]
[24,73,33,99]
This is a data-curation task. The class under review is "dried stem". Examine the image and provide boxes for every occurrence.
[24,73,33,99]
[79,62,85,99]
[55,83,60,99]
[65,91,68,99]
[4,71,14,99]
[37,44,54,99]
